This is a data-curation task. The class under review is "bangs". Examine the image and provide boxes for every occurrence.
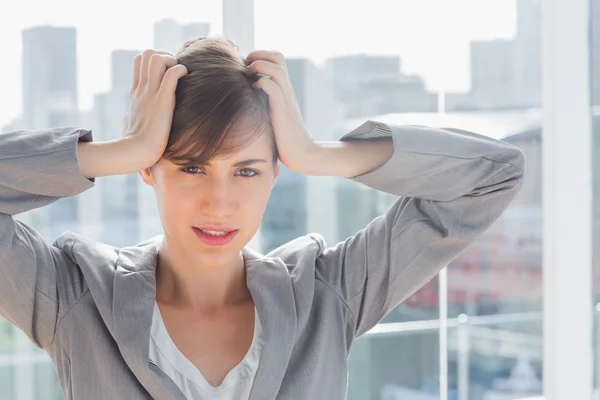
[164,109,272,167]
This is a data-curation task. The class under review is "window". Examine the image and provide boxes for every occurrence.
[0,0,594,398]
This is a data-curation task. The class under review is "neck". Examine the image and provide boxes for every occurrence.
[155,236,251,313]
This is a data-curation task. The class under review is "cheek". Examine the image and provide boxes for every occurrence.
[156,181,196,222]
[238,180,273,216]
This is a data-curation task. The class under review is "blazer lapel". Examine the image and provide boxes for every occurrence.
[111,237,298,400]
[112,235,184,400]
[243,247,298,400]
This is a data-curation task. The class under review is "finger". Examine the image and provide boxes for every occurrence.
[139,50,154,89]
[148,54,177,91]
[246,50,286,68]
[158,64,189,100]
[139,49,173,90]
[252,76,286,113]
[247,60,294,102]
[131,55,142,93]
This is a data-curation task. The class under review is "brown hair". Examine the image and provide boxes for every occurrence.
[162,36,277,166]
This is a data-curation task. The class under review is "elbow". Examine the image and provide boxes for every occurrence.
[507,147,526,190]
[471,148,526,199]
[508,146,526,177]
[496,144,526,187]
[493,138,526,176]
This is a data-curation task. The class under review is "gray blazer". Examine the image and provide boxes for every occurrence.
[0,122,525,399]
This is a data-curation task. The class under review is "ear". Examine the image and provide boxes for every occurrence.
[138,165,156,187]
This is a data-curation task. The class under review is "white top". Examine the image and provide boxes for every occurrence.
[149,301,263,399]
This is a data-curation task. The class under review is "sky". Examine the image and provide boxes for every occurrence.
[0,0,517,128]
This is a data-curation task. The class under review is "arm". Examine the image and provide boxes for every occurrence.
[309,120,525,338]
[0,127,96,348]
[0,128,167,347]
[78,136,152,179]
[244,50,524,339]
[0,50,186,348]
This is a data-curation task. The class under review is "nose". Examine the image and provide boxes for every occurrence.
[199,176,236,218]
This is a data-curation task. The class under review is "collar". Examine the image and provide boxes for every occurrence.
[111,235,298,400]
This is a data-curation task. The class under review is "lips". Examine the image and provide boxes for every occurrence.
[196,228,232,236]
[192,226,238,246]
[194,225,235,233]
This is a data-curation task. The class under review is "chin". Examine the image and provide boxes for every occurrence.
[198,249,243,269]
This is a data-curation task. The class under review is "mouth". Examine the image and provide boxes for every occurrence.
[192,226,238,246]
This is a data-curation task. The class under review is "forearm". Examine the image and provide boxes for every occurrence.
[299,138,394,177]
[78,137,151,179]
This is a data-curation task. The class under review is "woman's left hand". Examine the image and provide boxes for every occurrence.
[246,50,317,173]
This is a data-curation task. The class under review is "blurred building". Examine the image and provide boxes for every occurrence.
[22,26,79,129]
[88,50,147,247]
[153,19,210,55]
[448,0,546,111]
[260,58,338,252]
[467,39,522,110]
[326,55,436,119]
[19,26,81,242]
[514,0,542,107]
[223,0,254,56]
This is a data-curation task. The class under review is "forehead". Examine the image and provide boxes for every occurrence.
[219,121,274,158]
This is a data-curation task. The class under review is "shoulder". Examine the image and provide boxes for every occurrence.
[265,233,327,267]
[53,230,120,269]
[44,231,122,318]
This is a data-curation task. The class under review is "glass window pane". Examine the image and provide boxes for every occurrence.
[444,0,543,398]
[350,330,440,400]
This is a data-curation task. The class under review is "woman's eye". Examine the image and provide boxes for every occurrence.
[180,166,204,175]
[179,166,259,177]
[237,168,259,178]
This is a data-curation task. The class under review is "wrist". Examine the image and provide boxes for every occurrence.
[78,137,156,179]
[118,136,162,170]
[296,138,394,178]
[290,141,336,176]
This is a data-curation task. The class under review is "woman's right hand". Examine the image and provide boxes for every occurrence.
[121,49,188,167]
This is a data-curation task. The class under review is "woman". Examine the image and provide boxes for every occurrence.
[0,37,525,399]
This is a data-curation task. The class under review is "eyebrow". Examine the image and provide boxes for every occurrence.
[202,159,269,168]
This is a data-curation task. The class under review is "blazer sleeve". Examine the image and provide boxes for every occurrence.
[313,120,525,338]
[0,127,96,348]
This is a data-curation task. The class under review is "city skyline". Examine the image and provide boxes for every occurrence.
[0,0,517,128]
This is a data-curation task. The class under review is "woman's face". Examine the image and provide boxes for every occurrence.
[140,128,279,266]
